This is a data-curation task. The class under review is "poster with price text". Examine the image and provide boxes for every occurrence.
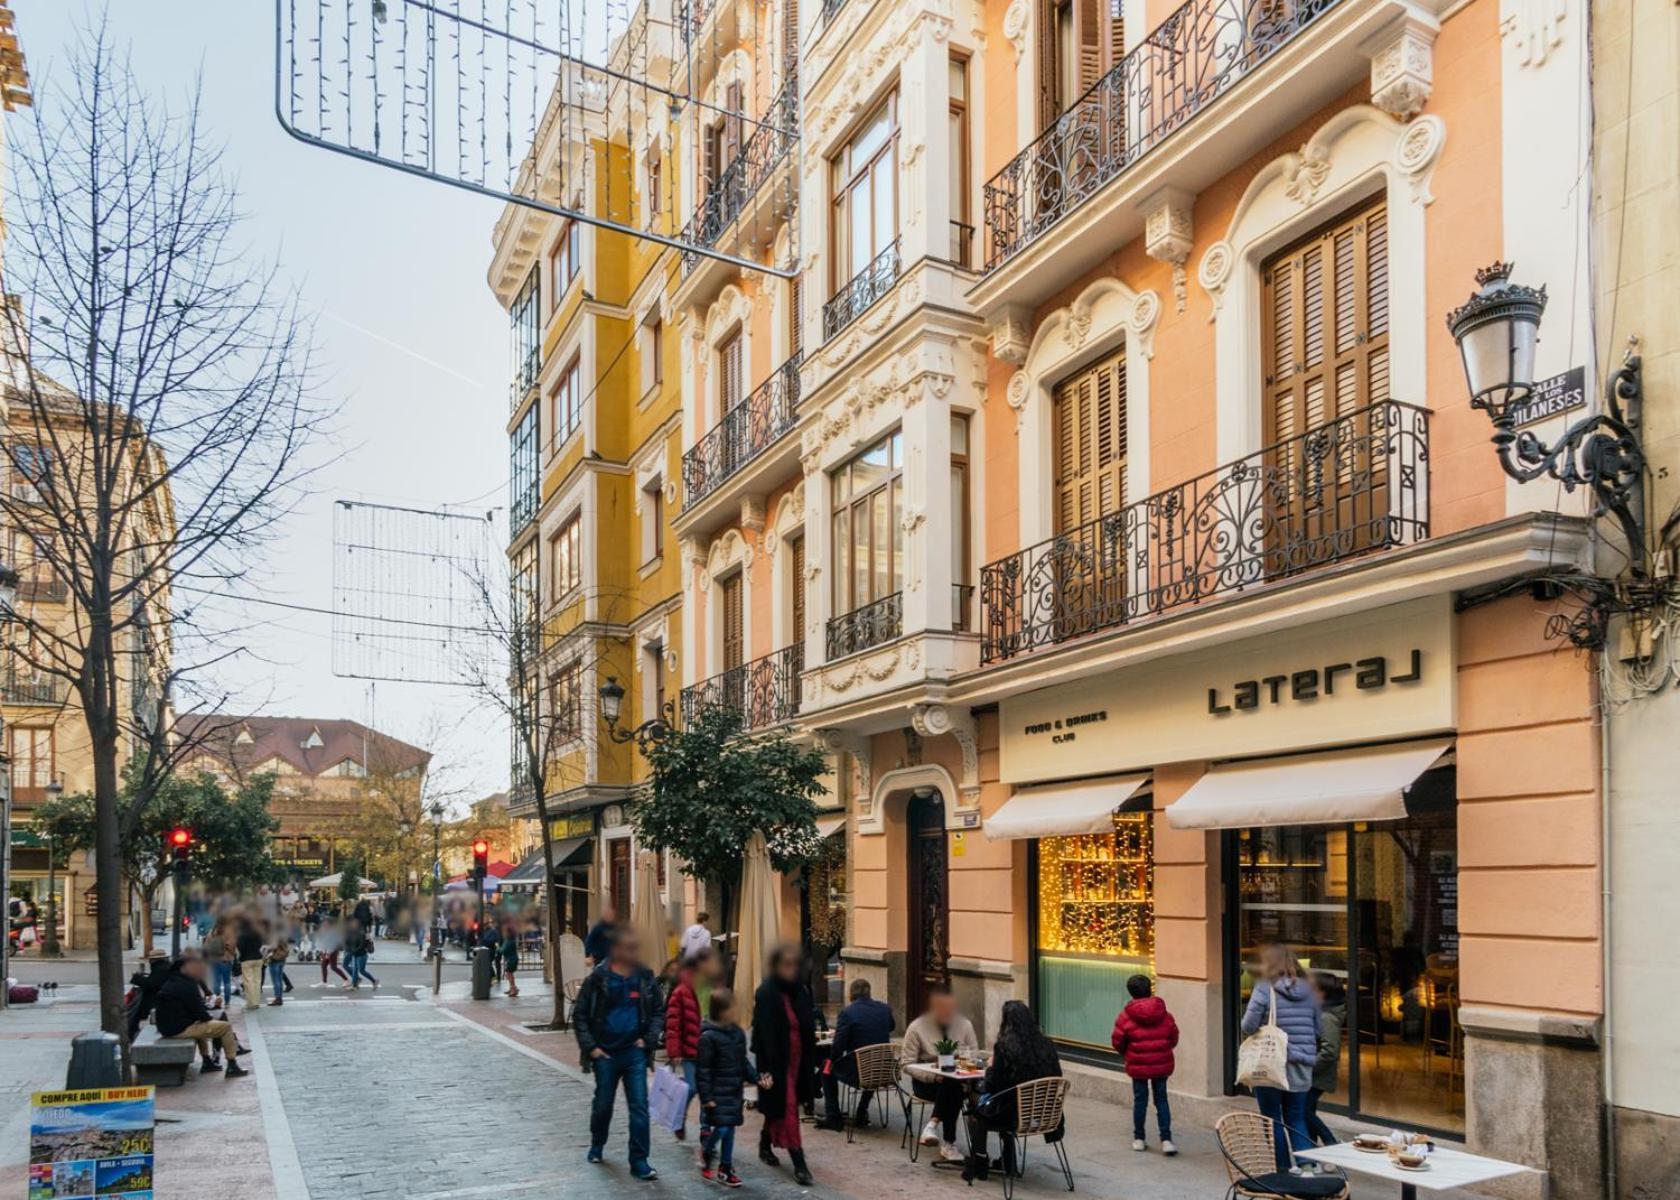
[28,1087,155,1200]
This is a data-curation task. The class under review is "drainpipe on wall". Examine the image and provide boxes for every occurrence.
[1598,654,1616,1200]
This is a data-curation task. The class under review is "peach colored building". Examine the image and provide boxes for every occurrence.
[494,0,1632,1189]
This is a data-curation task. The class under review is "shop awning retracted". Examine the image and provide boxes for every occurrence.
[984,774,1152,840]
[1164,738,1454,831]
[815,814,846,840]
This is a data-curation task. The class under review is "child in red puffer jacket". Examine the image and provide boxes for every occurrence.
[1111,974,1180,1156]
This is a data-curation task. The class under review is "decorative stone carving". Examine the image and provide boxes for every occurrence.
[1394,114,1447,205]
[740,494,766,533]
[1002,0,1030,56]
[1502,0,1566,67]
[1281,146,1332,206]
[910,704,981,807]
[679,533,709,570]
[1140,188,1194,314]
[818,729,874,814]
[1128,291,1163,360]
[991,307,1032,365]
[1197,240,1234,320]
[1006,369,1031,420]
[1364,13,1437,120]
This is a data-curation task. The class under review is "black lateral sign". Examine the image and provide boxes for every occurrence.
[1507,366,1586,428]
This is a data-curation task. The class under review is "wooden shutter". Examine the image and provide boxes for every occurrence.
[789,275,803,358]
[721,573,744,670]
[719,329,743,411]
[723,82,744,169]
[1076,0,1103,91]
[790,536,806,645]
[1037,0,1060,130]
[1051,348,1128,532]
[1262,196,1390,447]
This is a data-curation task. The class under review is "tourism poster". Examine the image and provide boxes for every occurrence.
[28,1087,155,1200]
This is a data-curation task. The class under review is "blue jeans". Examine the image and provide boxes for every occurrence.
[1254,1087,1311,1172]
[1131,1076,1171,1141]
[1304,1088,1337,1146]
[347,954,377,985]
[703,1123,735,1169]
[267,962,285,998]
[590,1046,651,1169]
[680,1059,704,1135]
[211,961,233,1005]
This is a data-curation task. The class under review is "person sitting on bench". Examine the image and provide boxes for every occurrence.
[155,956,249,1078]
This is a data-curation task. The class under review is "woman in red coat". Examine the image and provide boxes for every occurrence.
[665,962,704,1140]
[1110,974,1180,1155]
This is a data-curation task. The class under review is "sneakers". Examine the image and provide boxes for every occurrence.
[700,1159,715,1182]
[920,1119,941,1147]
[1162,1139,1178,1157]
[939,1142,965,1164]
[631,1163,659,1181]
[586,1147,604,1165]
[717,1168,742,1188]
[1132,1139,1147,1152]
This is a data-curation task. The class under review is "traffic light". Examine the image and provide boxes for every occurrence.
[471,839,489,884]
[169,828,192,879]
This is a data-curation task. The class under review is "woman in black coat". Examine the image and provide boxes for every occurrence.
[749,942,818,1185]
[966,1000,1065,1180]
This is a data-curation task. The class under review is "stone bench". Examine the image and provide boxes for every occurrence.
[131,1026,198,1088]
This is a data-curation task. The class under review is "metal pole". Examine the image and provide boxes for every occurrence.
[1,760,11,1011]
[41,833,60,958]
[169,874,182,959]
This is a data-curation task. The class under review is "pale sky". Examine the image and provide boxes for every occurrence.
[15,4,515,805]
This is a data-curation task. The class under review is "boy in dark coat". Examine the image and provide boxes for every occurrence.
[1110,974,1179,1155]
[695,989,753,1187]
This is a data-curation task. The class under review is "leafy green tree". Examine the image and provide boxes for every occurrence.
[337,855,364,908]
[39,769,280,956]
[631,705,828,927]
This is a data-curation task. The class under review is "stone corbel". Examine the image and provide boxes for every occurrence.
[679,533,709,573]
[909,704,981,814]
[1363,11,1438,121]
[818,729,874,817]
[740,494,766,533]
[1140,187,1195,314]
[990,304,1032,365]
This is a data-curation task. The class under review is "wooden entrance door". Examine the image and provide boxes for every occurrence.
[608,838,631,918]
[906,792,950,1018]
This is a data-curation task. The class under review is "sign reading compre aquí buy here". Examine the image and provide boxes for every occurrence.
[29,1087,155,1200]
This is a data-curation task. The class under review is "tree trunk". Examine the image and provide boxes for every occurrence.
[92,726,127,1046]
[532,789,567,1031]
[138,880,160,958]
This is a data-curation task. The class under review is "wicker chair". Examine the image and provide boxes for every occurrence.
[839,1042,903,1143]
[1214,1112,1348,1200]
[996,1077,1073,1199]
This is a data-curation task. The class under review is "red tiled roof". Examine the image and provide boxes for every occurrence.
[176,714,430,779]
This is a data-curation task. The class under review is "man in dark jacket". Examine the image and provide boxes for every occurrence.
[155,957,248,1077]
[583,903,618,966]
[573,929,663,1181]
[817,977,895,1131]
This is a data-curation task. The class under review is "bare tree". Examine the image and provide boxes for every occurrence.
[0,27,326,1039]
[458,559,629,1031]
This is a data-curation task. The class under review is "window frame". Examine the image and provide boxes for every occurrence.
[828,428,905,617]
[549,511,583,602]
[550,355,584,449]
[549,660,584,744]
[829,91,900,295]
[549,220,580,310]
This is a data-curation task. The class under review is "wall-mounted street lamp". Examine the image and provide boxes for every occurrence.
[597,676,674,751]
[1447,262,1647,572]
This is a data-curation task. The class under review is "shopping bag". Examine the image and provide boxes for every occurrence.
[1235,985,1291,1089]
[649,1064,691,1133]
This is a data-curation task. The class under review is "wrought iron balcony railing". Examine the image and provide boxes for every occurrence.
[677,0,713,39]
[827,591,903,660]
[679,78,798,277]
[982,0,1343,270]
[17,575,68,603]
[980,400,1429,664]
[681,643,804,731]
[823,240,902,341]
[682,354,803,508]
[1,673,65,706]
[821,0,850,26]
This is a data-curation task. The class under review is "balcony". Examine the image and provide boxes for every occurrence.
[681,643,804,731]
[823,240,901,341]
[980,401,1428,664]
[683,354,802,509]
[827,591,902,660]
[2,673,66,706]
[17,575,67,604]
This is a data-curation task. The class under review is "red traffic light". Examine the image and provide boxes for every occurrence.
[472,839,488,858]
[169,828,192,848]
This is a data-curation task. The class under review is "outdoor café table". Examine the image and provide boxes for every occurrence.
[1296,1143,1530,1200]
[903,1061,989,1169]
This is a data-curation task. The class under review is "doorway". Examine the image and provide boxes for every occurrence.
[906,791,950,1018]
[607,838,631,918]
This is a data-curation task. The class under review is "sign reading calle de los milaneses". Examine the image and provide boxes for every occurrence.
[1000,596,1455,783]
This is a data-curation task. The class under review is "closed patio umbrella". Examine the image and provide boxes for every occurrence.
[733,832,780,1034]
[632,849,670,965]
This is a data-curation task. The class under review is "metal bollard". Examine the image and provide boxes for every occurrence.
[471,946,493,1001]
[65,1030,124,1089]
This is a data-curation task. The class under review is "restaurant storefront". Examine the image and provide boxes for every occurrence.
[995,596,1466,1131]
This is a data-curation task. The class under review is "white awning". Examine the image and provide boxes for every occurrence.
[1165,738,1454,831]
[815,814,846,840]
[984,775,1151,840]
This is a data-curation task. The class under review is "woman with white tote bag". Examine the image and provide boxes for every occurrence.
[1239,943,1324,1172]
